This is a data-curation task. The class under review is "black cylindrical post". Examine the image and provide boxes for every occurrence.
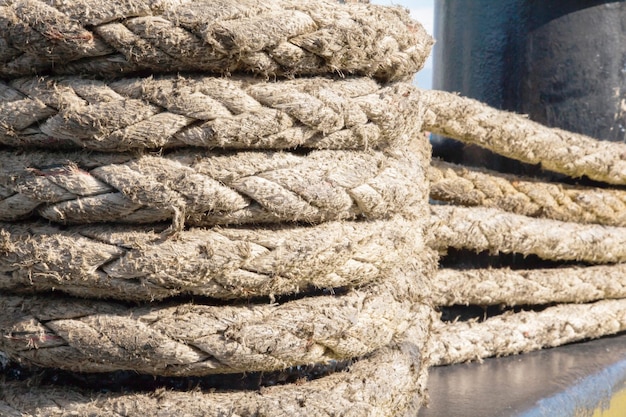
[432,0,626,171]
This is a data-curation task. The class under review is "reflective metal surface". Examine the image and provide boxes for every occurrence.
[418,333,626,417]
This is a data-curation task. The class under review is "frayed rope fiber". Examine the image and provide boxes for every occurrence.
[0,76,424,151]
[0,0,433,81]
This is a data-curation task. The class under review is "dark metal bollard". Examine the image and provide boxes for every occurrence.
[432,0,626,173]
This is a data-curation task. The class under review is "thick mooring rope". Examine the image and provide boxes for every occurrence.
[0,218,434,301]
[429,298,626,366]
[0,278,431,375]
[432,265,626,307]
[0,324,431,417]
[430,160,626,227]
[0,0,432,81]
[0,146,427,227]
[429,205,626,263]
[422,89,626,185]
[0,76,423,151]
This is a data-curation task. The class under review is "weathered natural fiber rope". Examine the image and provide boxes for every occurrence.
[0,76,424,151]
[430,160,626,227]
[422,89,626,185]
[432,265,626,307]
[0,145,427,227]
[428,205,626,263]
[0,218,434,301]
[429,298,626,366]
[0,270,431,375]
[0,0,432,81]
[0,324,432,417]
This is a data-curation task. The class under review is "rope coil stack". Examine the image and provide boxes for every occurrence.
[0,0,437,416]
[424,91,626,366]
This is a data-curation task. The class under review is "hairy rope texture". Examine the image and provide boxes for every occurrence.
[0,76,424,151]
[0,325,431,417]
[0,0,433,80]
[430,299,626,366]
[430,160,626,227]
[0,282,431,376]
[428,205,626,264]
[422,90,626,185]
[0,218,435,301]
[0,146,427,228]
[432,265,626,307]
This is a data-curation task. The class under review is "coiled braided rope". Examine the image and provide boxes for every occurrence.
[0,267,432,376]
[0,145,428,227]
[0,218,434,301]
[0,0,432,81]
[0,76,423,151]
[0,324,431,417]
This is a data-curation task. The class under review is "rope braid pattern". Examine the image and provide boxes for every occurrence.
[430,160,626,227]
[432,265,626,307]
[0,0,433,81]
[429,298,626,366]
[0,146,427,227]
[422,89,626,185]
[0,219,435,301]
[0,325,431,417]
[0,76,424,151]
[0,279,432,376]
[428,205,626,264]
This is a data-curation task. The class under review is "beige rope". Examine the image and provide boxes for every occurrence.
[0,272,431,375]
[432,265,626,307]
[0,218,434,301]
[428,205,626,263]
[0,76,423,151]
[0,324,431,417]
[0,0,432,81]
[0,146,428,227]
[430,160,626,227]
[422,89,626,185]
[429,298,626,366]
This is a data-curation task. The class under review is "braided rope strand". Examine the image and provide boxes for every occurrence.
[422,89,626,185]
[0,218,434,301]
[0,324,431,417]
[0,278,431,376]
[0,0,433,80]
[429,299,626,366]
[0,76,423,151]
[432,265,626,307]
[430,160,626,227]
[429,205,626,263]
[0,146,428,227]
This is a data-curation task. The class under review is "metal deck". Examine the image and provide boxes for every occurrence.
[418,333,626,417]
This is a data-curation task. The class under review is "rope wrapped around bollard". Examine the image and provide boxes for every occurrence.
[0,0,433,81]
[0,76,424,151]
